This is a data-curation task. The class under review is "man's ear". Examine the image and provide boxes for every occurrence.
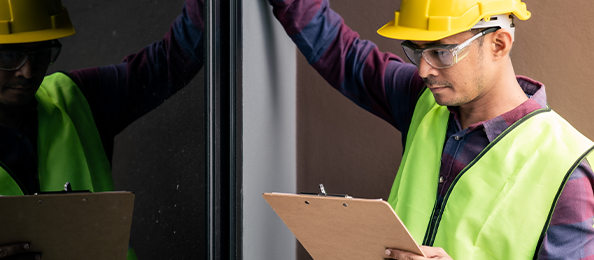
[489,28,513,61]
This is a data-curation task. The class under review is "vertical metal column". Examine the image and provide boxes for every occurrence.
[226,0,243,258]
[205,0,221,258]
[205,0,242,259]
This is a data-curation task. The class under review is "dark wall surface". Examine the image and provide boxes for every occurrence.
[48,1,206,259]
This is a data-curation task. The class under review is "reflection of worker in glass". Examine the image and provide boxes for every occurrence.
[269,0,593,259]
[0,0,203,259]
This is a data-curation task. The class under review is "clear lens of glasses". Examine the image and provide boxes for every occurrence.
[402,45,423,66]
[402,44,472,69]
[0,47,61,71]
[401,27,498,69]
[423,48,455,68]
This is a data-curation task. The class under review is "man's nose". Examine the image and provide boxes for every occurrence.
[417,57,439,79]
[14,58,35,79]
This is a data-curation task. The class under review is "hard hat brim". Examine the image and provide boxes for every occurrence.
[0,27,75,44]
[377,19,471,42]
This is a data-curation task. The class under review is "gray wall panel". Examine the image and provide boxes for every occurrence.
[242,1,297,260]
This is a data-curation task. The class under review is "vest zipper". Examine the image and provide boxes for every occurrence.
[422,198,442,245]
[0,160,29,195]
[422,107,551,246]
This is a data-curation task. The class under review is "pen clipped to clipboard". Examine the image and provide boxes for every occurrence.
[263,184,425,260]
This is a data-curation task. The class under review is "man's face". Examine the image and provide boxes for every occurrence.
[411,31,489,107]
[0,42,52,107]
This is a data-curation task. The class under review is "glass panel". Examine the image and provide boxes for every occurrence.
[50,0,207,258]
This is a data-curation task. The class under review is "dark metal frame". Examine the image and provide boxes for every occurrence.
[205,0,242,259]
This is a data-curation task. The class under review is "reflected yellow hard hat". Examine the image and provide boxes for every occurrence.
[0,0,75,44]
[377,0,531,41]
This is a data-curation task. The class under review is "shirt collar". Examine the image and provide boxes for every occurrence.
[447,76,547,142]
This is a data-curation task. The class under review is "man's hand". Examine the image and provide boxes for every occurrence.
[385,246,453,260]
[0,243,40,259]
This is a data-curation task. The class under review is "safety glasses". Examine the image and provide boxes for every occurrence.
[0,41,62,71]
[401,27,499,69]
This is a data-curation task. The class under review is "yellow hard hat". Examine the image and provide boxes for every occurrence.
[0,0,75,44]
[377,0,531,41]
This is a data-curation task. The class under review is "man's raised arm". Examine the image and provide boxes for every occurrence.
[69,0,205,137]
[268,0,425,132]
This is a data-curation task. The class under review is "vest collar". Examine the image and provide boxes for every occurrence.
[445,76,547,142]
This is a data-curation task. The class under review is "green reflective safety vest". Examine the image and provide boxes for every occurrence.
[388,88,594,259]
[0,73,137,260]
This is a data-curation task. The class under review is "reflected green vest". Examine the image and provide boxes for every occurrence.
[388,88,594,259]
[0,72,113,194]
[0,73,137,260]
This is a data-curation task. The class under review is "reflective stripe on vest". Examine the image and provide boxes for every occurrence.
[387,88,594,259]
[0,72,113,194]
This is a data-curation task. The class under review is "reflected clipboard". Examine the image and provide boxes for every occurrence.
[263,185,425,260]
[0,189,135,260]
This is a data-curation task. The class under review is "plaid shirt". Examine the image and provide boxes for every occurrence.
[270,0,594,258]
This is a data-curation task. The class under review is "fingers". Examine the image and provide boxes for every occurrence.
[385,248,424,260]
[4,253,41,260]
[385,246,452,260]
[0,243,29,259]
[420,245,448,256]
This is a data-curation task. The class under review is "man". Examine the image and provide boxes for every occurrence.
[0,0,203,259]
[268,0,594,259]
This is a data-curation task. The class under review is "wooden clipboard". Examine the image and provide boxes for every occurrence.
[0,191,135,260]
[263,192,425,260]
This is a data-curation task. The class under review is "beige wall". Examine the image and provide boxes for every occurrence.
[296,0,594,259]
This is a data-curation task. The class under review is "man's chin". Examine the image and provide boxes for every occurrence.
[0,95,37,107]
[433,94,463,107]
[432,93,450,106]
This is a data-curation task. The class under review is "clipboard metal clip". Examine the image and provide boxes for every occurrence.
[318,184,327,196]
[34,182,91,195]
[64,182,73,192]
[299,183,350,198]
